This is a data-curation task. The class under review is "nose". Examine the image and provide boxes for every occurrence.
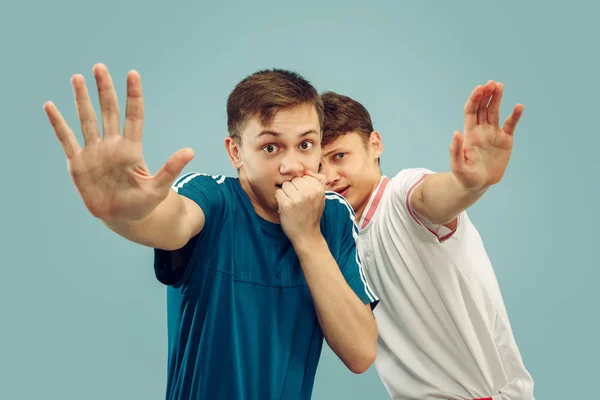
[321,163,340,189]
[279,152,304,177]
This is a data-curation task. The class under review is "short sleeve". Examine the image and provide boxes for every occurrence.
[388,168,434,203]
[326,192,379,309]
[173,173,227,224]
[153,173,227,286]
[389,168,458,242]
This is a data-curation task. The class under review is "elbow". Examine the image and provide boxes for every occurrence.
[156,239,186,252]
[158,230,196,251]
[331,329,377,374]
[345,333,377,374]
[347,346,377,374]
[347,316,379,374]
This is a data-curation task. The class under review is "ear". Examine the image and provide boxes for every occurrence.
[225,136,243,169]
[369,131,383,159]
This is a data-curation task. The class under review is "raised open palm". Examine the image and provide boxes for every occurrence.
[450,80,523,191]
[44,64,194,223]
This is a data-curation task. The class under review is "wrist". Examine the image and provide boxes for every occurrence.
[452,172,491,194]
[102,205,159,230]
[290,231,326,256]
[103,216,144,233]
[104,191,173,228]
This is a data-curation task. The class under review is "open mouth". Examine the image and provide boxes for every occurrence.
[334,186,350,198]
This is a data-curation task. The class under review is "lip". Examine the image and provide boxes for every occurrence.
[333,186,350,197]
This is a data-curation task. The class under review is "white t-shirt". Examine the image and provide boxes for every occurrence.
[357,168,534,400]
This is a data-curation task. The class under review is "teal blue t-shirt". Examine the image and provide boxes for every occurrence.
[154,173,378,400]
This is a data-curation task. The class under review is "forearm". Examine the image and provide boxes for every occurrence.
[103,190,195,250]
[412,172,488,225]
[292,235,377,374]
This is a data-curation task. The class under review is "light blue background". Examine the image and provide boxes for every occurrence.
[1,1,597,399]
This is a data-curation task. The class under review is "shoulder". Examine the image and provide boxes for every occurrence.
[172,172,241,200]
[324,191,356,220]
[322,191,358,237]
[171,173,240,221]
[172,172,232,192]
[386,168,436,200]
[390,168,435,186]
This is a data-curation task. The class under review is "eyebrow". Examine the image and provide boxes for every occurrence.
[257,129,319,139]
[322,147,344,157]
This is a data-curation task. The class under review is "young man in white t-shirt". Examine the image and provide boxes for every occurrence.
[317,81,535,400]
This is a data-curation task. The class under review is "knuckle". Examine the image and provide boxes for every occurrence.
[101,101,119,115]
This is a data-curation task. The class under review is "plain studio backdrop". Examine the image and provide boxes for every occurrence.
[0,1,597,399]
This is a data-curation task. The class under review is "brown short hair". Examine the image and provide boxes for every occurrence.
[321,91,374,146]
[227,69,324,143]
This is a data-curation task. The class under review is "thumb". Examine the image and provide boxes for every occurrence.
[154,148,195,189]
[502,104,524,136]
[449,131,465,173]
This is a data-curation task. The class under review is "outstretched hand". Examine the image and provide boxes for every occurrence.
[44,64,194,223]
[450,80,523,192]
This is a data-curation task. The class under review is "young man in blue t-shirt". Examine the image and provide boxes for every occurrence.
[44,63,379,399]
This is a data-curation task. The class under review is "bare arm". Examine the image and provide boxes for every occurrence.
[44,64,201,251]
[104,190,205,250]
[411,81,523,226]
[276,176,377,374]
[410,172,487,226]
[293,236,377,374]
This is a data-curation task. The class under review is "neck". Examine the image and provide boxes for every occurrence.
[354,172,383,224]
[239,176,281,224]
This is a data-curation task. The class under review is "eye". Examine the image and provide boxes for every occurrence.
[318,163,323,172]
[334,152,346,160]
[299,141,314,151]
[262,144,279,154]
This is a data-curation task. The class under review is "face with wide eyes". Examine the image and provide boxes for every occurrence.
[225,103,322,222]
[320,131,383,218]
